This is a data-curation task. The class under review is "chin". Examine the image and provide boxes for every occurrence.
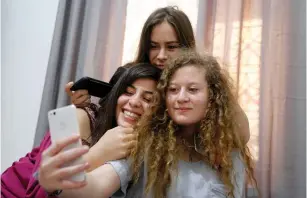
[119,122,133,128]
[175,116,204,125]
[177,123,195,126]
[173,119,194,126]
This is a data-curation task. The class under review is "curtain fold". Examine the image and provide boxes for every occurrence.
[196,0,306,197]
[33,0,128,147]
[258,0,306,197]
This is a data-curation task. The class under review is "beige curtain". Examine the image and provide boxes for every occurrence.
[196,0,306,197]
[258,0,306,197]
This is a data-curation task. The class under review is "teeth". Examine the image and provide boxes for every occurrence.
[124,111,140,119]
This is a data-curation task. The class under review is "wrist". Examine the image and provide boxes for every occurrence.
[34,172,61,195]
[44,186,59,193]
[83,151,94,172]
[46,189,63,197]
[86,144,107,171]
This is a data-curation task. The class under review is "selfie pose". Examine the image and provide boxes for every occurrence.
[1,6,251,198]
[39,51,258,198]
[68,5,250,170]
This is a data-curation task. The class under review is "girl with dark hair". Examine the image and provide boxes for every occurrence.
[1,63,161,198]
[38,63,162,196]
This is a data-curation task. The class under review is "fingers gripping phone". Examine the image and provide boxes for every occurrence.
[48,105,86,181]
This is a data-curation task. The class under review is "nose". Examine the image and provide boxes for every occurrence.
[157,48,167,61]
[177,89,189,103]
[129,94,142,108]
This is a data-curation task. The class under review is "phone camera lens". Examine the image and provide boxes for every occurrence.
[53,112,56,115]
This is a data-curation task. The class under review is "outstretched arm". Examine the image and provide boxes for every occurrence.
[60,164,121,198]
[38,135,129,198]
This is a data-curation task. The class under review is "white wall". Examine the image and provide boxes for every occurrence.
[1,0,59,172]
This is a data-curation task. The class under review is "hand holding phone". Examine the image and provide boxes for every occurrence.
[47,105,87,182]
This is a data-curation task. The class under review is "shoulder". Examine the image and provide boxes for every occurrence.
[233,105,250,144]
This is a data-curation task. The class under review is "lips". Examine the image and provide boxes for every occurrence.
[156,64,164,69]
[175,107,192,113]
[175,107,192,110]
[176,108,191,110]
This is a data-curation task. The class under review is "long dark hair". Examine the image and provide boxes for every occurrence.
[90,63,161,146]
[135,6,196,63]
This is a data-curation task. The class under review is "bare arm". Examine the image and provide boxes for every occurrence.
[77,109,135,172]
[60,164,120,198]
[76,108,104,172]
[83,144,107,172]
[77,108,92,143]
[76,108,101,171]
[38,135,128,198]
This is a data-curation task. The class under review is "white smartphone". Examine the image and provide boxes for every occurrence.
[48,105,86,182]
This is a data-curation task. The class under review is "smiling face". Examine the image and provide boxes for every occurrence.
[166,65,209,126]
[149,21,181,69]
[116,78,157,127]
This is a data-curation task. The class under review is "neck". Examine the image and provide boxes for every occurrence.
[177,124,203,162]
[177,124,199,144]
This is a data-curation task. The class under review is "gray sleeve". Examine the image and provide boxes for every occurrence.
[231,150,246,198]
[106,159,132,197]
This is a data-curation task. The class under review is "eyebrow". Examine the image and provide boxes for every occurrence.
[168,82,202,86]
[129,85,154,95]
[151,41,180,45]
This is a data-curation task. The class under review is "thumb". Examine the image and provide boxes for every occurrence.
[123,127,134,134]
[115,125,132,132]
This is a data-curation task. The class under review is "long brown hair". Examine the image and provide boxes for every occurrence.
[134,6,196,63]
[130,51,257,197]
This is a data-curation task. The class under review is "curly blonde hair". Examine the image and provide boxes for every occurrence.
[130,51,257,197]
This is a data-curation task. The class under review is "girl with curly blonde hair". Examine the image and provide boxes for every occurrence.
[130,50,258,197]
